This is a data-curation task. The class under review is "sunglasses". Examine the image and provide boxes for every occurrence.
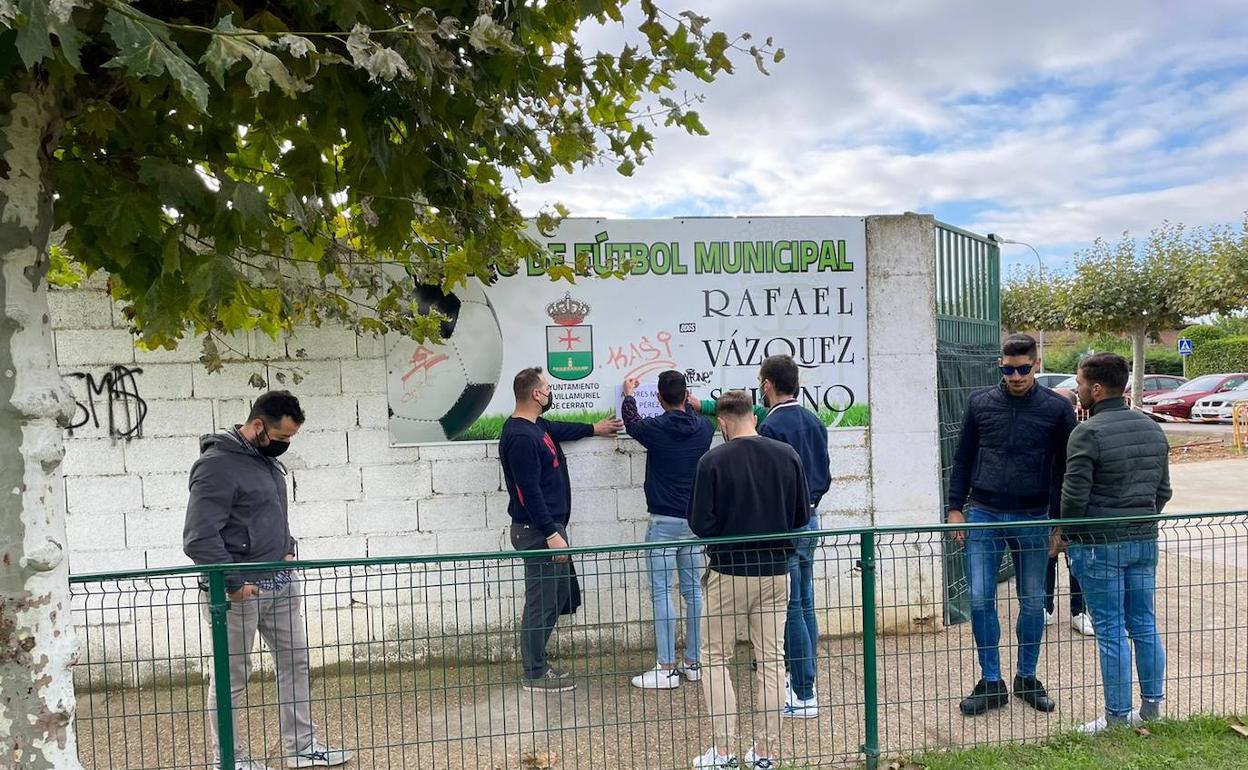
[999,364,1035,376]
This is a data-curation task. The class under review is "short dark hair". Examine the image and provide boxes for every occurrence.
[248,390,305,426]
[759,354,800,396]
[1079,352,1129,395]
[716,389,755,420]
[657,370,687,406]
[513,367,544,400]
[1001,333,1038,359]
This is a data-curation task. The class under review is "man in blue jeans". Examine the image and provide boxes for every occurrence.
[947,334,1076,716]
[1055,353,1170,733]
[755,355,830,719]
[621,371,715,689]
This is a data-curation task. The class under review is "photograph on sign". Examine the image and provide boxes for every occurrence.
[386,217,869,445]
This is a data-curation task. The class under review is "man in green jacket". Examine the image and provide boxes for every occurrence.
[1055,353,1171,734]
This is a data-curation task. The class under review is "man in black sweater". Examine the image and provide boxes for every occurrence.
[499,367,622,692]
[688,390,811,770]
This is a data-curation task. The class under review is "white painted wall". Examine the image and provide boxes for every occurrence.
[58,214,942,680]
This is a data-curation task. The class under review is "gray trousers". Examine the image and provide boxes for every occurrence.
[201,578,315,759]
[510,523,572,679]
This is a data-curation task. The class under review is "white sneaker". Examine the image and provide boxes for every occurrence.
[744,747,777,769]
[783,689,820,719]
[632,663,682,690]
[285,743,353,768]
[1071,613,1095,636]
[692,747,738,768]
[1044,610,1055,626]
[681,661,702,682]
[1079,711,1143,734]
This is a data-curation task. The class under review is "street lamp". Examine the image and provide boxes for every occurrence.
[987,233,1046,364]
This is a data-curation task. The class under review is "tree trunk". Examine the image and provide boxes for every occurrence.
[1131,325,1147,407]
[1,83,83,769]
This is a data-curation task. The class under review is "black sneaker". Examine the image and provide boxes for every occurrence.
[1013,674,1056,713]
[959,678,1010,715]
[522,668,576,693]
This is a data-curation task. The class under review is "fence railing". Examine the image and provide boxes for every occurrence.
[69,510,1248,770]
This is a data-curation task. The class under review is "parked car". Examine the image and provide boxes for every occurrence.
[1141,373,1248,420]
[1050,373,1185,405]
[1035,372,1074,389]
[1190,381,1248,423]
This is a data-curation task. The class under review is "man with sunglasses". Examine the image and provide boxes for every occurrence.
[947,334,1077,717]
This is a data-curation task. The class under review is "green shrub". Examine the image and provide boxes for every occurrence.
[1143,349,1185,375]
[1189,335,1248,377]
[1181,325,1227,350]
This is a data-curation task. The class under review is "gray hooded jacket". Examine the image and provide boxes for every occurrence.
[183,430,296,591]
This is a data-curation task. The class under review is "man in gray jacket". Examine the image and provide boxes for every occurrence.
[184,391,351,770]
[1055,353,1171,734]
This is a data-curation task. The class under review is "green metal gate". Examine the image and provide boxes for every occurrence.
[935,222,1001,624]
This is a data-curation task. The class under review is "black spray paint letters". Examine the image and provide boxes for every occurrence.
[67,365,148,439]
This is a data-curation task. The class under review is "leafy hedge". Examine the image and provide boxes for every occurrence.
[1182,325,1228,350]
[1045,346,1184,376]
[1189,335,1248,377]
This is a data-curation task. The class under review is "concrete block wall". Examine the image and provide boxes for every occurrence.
[57,213,945,676]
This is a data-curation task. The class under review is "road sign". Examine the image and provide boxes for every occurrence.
[1178,338,1194,356]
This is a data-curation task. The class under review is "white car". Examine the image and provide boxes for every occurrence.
[1190,382,1248,423]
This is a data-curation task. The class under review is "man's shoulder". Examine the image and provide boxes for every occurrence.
[968,385,1002,408]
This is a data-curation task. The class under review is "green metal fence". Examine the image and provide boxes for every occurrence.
[69,510,1247,769]
[935,223,1003,625]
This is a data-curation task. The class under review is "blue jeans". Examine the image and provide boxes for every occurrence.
[1068,540,1166,717]
[645,515,703,666]
[964,506,1050,682]
[785,512,820,700]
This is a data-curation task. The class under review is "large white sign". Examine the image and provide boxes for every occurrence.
[386,217,868,445]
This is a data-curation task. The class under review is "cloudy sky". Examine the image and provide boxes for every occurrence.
[512,0,1248,275]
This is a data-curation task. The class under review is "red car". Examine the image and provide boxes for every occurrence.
[1140,373,1248,420]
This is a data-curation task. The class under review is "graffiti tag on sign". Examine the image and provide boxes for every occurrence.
[67,365,148,439]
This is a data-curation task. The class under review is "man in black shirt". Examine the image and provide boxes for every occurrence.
[499,366,621,692]
[688,391,811,770]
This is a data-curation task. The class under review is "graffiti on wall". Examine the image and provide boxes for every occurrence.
[67,365,148,439]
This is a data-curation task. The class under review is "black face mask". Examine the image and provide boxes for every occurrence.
[539,391,554,414]
[251,425,291,458]
[259,439,290,458]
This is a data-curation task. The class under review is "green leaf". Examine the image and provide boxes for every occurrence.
[616,157,635,176]
[14,0,53,67]
[103,8,210,113]
[773,48,786,64]
[468,14,523,55]
[244,48,300,96]
[229,181,269,224]
[201,15,251,87]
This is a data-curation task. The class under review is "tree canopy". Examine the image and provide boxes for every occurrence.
[1001,217,1248,402]
[2,0,778,359]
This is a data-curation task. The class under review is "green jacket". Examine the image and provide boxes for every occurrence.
[1059,396,1172,543]
[699,399,769,423]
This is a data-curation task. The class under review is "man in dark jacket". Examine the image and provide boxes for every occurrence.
[1056,353,1171,734]
[621,371,715,690]
[688,390,810,770]
[183,391,352,770]
[499,366,622,693]
[947,334,1076,716]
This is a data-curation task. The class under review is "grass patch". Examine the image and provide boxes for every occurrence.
[907,715,1248,770]
[459,409,619,441]
[819,403,870,428]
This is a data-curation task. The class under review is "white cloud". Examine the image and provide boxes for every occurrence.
[513,0,1248,268]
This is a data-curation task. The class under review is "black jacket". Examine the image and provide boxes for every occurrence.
[947,382,1078,514]
[1060,396,1172,543]
[622,396,715,518]
[183,431,296,592]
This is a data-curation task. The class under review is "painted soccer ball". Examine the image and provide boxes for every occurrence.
[387,280,504,443]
